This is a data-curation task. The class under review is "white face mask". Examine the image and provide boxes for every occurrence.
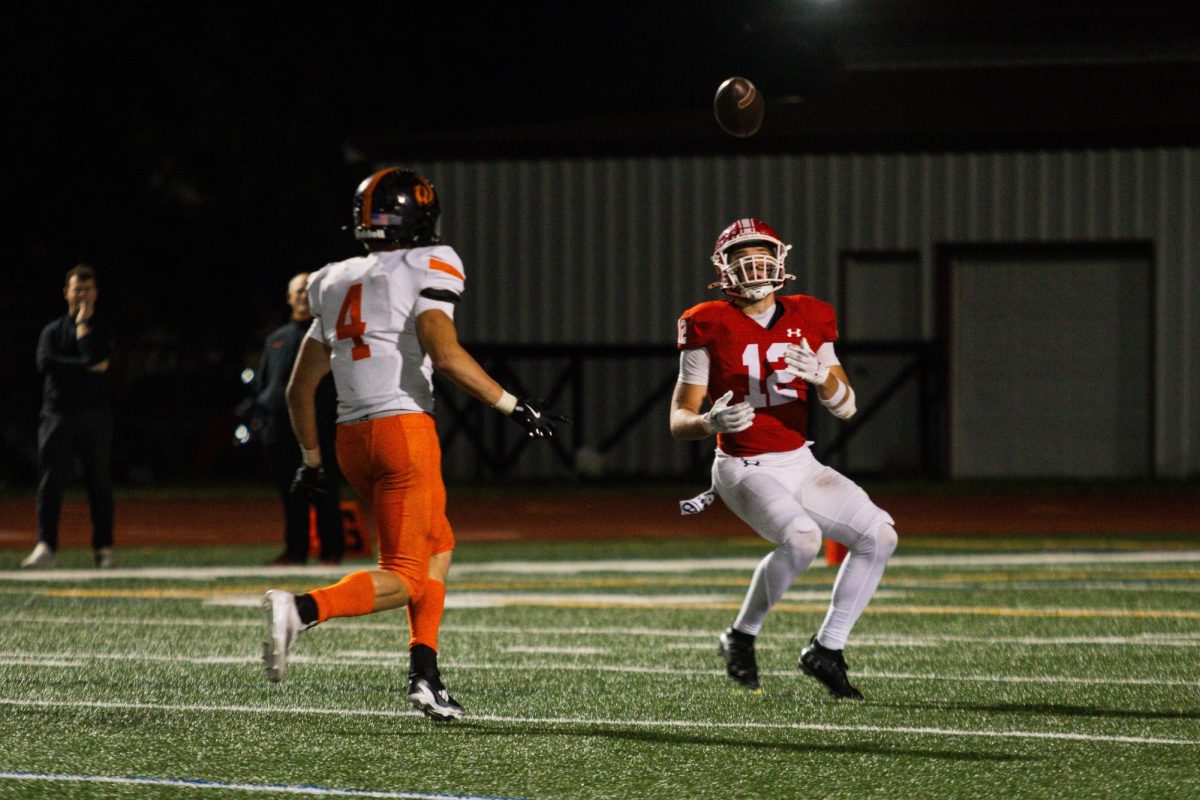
[711,243,795,300]
[721,252,785,299]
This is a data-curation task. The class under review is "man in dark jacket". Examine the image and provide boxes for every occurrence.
[255,273,344,565]
[23,264,116,569]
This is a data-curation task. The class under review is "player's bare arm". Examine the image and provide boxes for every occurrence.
[417,308,568,438]
[415,309,506,406]
[670,382,711,440]
[285,336,332,467]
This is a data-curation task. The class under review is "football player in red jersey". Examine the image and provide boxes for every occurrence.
[670,219,898,699]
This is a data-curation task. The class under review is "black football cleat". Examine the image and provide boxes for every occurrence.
[718,628,761,691]
[798,635,864,700]
[407,674,465,721]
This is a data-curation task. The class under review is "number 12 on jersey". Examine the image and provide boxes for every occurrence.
[742,343,799,408]
[335,283,371,361]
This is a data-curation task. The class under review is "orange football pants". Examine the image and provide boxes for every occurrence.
[335,412,455,601]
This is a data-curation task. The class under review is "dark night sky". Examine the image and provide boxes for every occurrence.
[7,2,807,481]
[7,2,847,346]
[10,1,1196,324]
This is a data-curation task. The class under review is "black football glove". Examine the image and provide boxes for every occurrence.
[509,398,571,438]
[290,465,330,499]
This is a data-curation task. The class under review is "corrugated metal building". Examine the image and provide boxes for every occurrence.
[411,148,1198,481]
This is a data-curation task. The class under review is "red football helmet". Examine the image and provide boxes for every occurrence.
[709,218,794,301]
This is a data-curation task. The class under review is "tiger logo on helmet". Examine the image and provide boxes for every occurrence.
[353,167,442,248]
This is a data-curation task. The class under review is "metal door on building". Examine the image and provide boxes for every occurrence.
[939,243,1154,479]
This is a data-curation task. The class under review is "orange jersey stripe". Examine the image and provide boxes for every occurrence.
[429,257,465,281]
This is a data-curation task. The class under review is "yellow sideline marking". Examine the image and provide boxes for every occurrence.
[788,603,1200,620]
[44,588,249,599]
[459,567,1200,590]
[496,599,1200,620]
[453,576,755,590]
[887,568,1200,585]
[898,538,1198,552]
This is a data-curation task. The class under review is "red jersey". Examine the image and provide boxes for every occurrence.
[677,295,839,457]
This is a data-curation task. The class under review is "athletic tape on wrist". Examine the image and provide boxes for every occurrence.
[825,384,856,419]
[301,448,321,468]
[492,390,518,415]
[820,380,847,409]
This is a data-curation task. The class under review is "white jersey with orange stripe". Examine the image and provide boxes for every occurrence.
[305,245,466,423]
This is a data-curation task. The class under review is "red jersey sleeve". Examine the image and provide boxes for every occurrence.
[677,302,722,350]
[814,297,838,343]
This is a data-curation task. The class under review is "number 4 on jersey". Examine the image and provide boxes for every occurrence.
[335,283,371,361]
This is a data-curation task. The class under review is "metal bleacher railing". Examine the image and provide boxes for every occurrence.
[433,341,942,479]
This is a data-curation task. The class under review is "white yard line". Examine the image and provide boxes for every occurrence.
[7,615,1200,647]
[0,772,517,799]
[498,646,608,655]
[0,698,1193,747]
[2,649,1198,687]
[2,549,1199,581]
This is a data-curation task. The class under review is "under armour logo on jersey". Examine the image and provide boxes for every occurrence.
[741,459,761,467]
[787,328,803,337]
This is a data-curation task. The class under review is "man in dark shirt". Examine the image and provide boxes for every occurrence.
[22,264,116,569]
[255,273,344,565]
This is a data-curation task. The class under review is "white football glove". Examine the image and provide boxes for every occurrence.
[701,389,755,435]
[783,338,829,385]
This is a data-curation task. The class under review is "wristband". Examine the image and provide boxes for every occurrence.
[301,447,322,468]
[823,383,856,420]
[492,390,518,415]
[820,380,848,409]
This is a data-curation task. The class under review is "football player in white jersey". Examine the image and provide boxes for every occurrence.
[671,218,898,699]
[261,167,566,721]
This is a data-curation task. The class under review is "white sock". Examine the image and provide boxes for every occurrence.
[816,523,898,650]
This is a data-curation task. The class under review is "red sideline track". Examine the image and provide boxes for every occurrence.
[1,487,1197,550]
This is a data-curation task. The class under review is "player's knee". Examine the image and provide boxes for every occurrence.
[378,561,426,604]
[778,522,822,569]
[406,576,428,604]
[871,522,899,560]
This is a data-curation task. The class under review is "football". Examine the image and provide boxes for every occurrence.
[713,76,764,138]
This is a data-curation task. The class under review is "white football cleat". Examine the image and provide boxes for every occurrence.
[261,589,306,683]
[20,542,56,569]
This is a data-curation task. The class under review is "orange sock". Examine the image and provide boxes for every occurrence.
[407,579,445,651]
[309,571,376,623]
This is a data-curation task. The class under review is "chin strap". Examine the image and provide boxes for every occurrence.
[708,274,797,297]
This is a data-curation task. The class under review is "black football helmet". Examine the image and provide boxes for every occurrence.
[352,167,442,247]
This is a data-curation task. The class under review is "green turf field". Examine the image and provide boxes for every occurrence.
[1,535,1198,799]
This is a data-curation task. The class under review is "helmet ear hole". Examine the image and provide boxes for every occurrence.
[353,168,441,247]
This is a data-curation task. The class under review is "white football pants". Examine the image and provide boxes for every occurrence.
[712,444,898,649]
